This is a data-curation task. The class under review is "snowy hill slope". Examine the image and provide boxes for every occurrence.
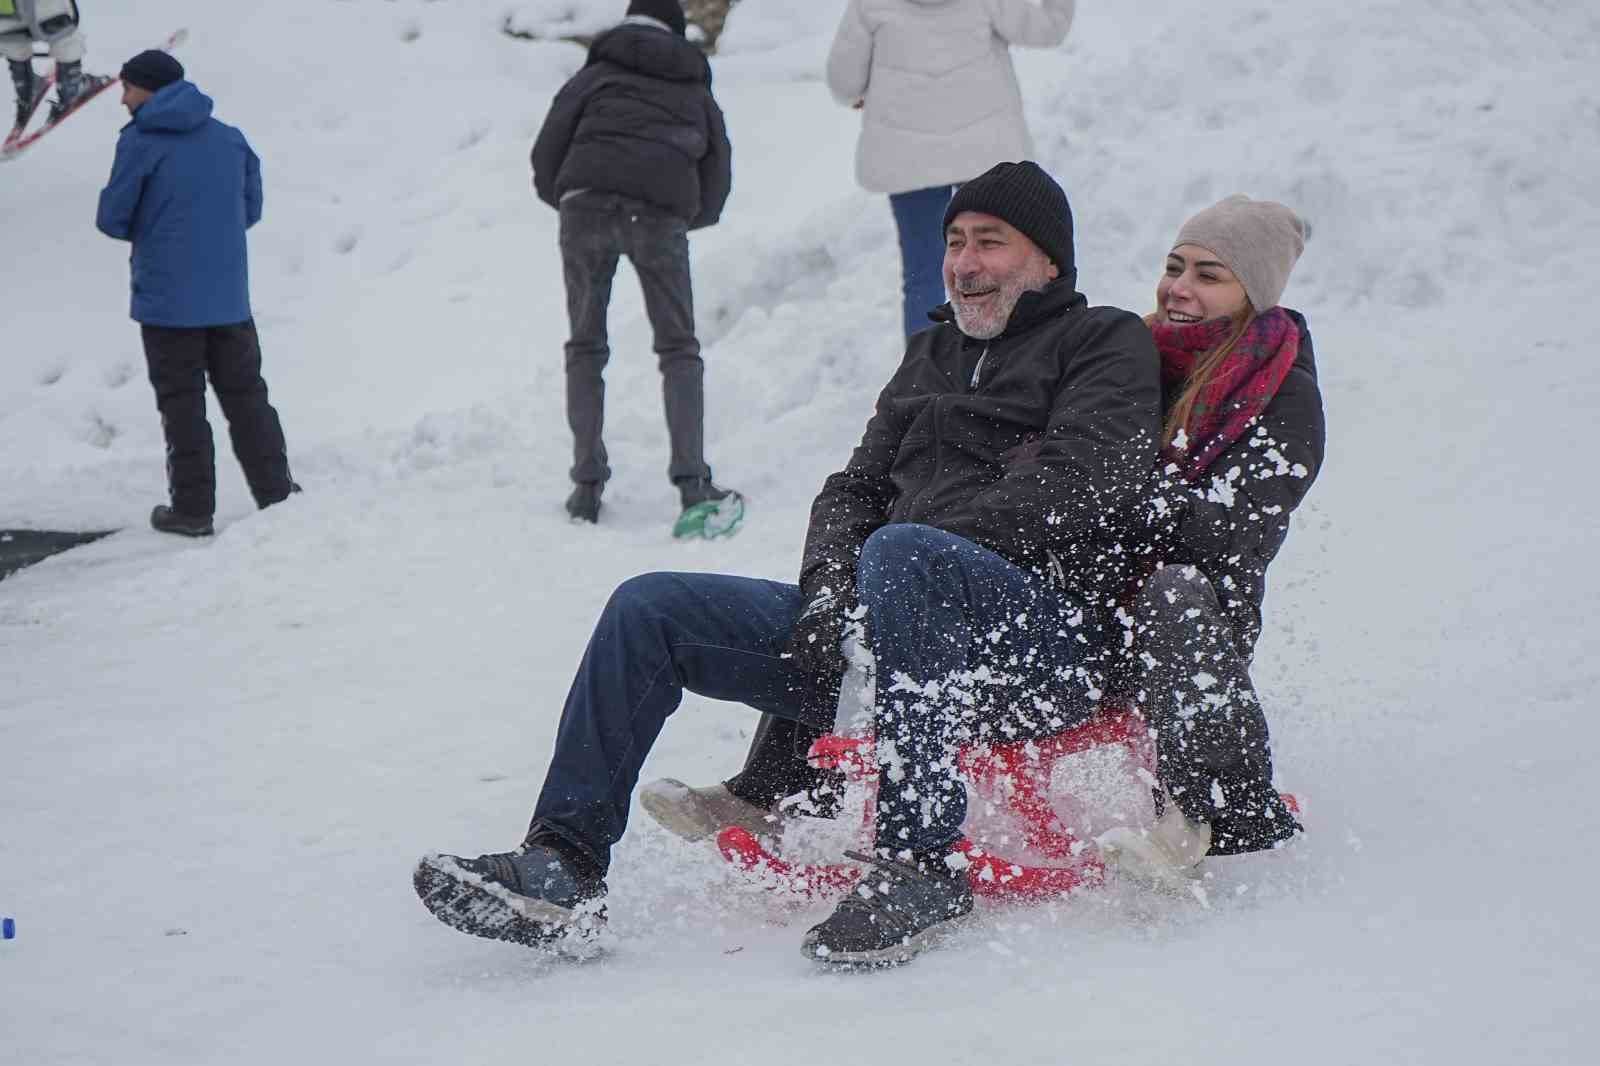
[3,1,1598,1063]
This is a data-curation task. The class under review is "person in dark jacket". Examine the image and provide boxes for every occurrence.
[530,0,740,536]
[651,196,1325,891]
[95,50,295,538]
[1096,194,1323,883]
[414,161,1162,967]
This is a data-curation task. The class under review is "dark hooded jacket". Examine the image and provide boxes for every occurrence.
[1144,311,1326,651]
[530,23,732,229]
[800,276,1162,615]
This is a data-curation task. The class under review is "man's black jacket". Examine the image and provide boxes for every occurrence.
[800,279,1162,612]
[530,23,732,229]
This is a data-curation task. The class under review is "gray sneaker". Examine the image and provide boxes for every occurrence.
[638,778,784,842]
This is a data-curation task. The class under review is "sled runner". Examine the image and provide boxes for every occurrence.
[715,702,1300,903]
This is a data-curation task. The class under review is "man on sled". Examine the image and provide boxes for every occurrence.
[415,163,1320,968]
[655,193,1324,902]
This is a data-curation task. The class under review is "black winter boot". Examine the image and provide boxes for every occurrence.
[48,60,111,123]
[150,505,214,538]
[9,59,42,129]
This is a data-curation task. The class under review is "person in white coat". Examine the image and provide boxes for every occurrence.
[826,0,1075,339]
[2,0,104,128]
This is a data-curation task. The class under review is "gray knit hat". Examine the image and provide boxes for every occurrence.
[943,161,1074,270]
[1174,195,1307,312]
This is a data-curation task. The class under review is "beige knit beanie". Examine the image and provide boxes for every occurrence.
[1174,195,1308,312]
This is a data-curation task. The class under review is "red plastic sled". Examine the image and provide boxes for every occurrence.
[716,703,1299,903]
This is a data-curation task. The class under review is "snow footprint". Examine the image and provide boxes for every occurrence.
[103,361,135,388]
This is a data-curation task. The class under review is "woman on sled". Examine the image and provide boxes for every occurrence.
[644,195,1326,888]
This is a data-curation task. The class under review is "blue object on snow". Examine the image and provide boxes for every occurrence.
[2,917,14,939]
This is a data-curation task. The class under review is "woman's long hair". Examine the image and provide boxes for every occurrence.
[1147,303,1256,449]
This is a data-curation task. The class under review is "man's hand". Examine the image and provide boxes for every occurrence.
[783,585,851,677]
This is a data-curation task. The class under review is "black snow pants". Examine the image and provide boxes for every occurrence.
[558,191,712,489]
[141,319,293,518]
[1130,565,1301,855]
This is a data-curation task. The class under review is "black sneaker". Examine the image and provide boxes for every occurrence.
[801,849,975,967]
[413,843,607,954]
[150,505,214,538]
[565,482,602,524]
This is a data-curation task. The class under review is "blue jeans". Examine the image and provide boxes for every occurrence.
[529,525,1104,870]
[889,185,957,341]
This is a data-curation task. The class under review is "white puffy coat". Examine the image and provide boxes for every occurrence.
[826,0,1075,195]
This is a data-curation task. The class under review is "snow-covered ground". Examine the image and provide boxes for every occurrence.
[3,1,1597,1062]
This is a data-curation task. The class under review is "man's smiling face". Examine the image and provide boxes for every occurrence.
[942,212,1059,340]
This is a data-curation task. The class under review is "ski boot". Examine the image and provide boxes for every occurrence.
[672,477,744,540]
[48,61,113,124]
[8,59,45,131]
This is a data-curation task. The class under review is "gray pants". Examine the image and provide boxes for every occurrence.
[558,192,711,487]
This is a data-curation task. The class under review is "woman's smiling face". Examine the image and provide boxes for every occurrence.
[1155,244,1251,324]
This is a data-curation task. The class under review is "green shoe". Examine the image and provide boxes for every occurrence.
[672,491,745,540]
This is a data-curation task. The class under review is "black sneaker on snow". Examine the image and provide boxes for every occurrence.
[565,482,602,524]
[413,845,607,954]
[801,849,975,967]
[150,505,214,538]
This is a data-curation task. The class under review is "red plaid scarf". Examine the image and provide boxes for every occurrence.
[1152,307,1300,481]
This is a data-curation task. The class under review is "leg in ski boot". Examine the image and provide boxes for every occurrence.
[7,58,44,130]
[48,59,110,123]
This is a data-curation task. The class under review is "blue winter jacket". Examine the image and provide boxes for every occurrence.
[95,81,262,327]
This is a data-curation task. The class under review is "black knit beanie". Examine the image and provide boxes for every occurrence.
[626,0,688,37]
[943,161,1075,270]
[120,50,185,93]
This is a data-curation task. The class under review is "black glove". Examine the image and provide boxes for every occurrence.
[783,580,853,678]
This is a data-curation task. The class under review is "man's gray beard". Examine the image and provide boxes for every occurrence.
[950,260,1055,340]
